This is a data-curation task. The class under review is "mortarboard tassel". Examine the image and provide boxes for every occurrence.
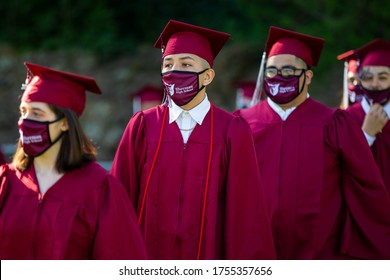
[250,51,266,107]
[342,61,349,109]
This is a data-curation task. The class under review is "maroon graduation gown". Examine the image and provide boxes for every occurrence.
[0,149,6,166]
[347,102,390,195]
[236,98,390,259]
[111,104,276,260]
[0,161,147,260]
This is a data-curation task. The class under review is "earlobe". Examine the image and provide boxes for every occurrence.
[61,119,69,132]
[305,70,313,85]
[203,69,215,86]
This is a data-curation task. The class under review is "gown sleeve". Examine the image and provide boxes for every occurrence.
[330,109,390,259]
[91,173,147,259]
[0,164,9,211]
[224,116,276,259]
[110,112,147,208]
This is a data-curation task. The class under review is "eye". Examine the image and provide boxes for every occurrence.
[19,109,26,118]
[265,67,277,78]
[281,67,295,76]
[359,70,373,81]
[180,62,193,69]
[163,63,173,69]
[361,75,373,82]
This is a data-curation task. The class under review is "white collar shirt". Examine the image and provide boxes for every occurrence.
[267,93,310,121]
[169,94,211,143]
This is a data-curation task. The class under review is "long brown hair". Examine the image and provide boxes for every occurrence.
[13,104,97,173]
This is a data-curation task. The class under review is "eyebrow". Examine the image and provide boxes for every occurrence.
[19,106,46,113]
[163,55,196,62]
[363,71,389,77]
[178,56,195,61]
[266,64,297,68]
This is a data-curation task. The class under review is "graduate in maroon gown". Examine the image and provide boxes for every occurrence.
[235,27,390,259]
[337,51,362,109]
[344,39,390,195]
[234,81,256,110]
[111,20,276,260]
[0,62,146,260]
[130,85,165,114]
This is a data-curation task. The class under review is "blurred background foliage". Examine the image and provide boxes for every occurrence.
[1,0,388,64]
[0,0,389,161]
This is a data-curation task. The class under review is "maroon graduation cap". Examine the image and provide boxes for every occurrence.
[22,62,102,116]
[265,26,325,68]
[154,20,230,67]
[130,85,164,112]
[354,38,390,67]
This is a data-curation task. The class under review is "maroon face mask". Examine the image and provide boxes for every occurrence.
[161,69,208,106]
[18,118,64,157]
[360,86,390,105]
[264,72,305,104]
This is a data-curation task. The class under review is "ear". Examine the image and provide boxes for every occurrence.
[202,69,215,86]
[305,70,314,86]
[60,118,69,132]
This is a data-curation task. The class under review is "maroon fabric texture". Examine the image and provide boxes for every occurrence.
[111,105,276,260]
[0,162,147,260]
[236,98,390,259]
[347,103,390,195]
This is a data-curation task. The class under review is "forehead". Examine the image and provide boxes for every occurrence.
[266,54,298,67]
[163,53,203,62]
[19,101,52,111]
[361,66,390,75]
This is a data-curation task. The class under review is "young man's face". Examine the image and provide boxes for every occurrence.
[162,53,208,73]
[266,54,312,89]
[161,53,214,93]
[360,66,390,90]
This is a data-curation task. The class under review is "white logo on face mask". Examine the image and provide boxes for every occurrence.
[267,82,280,96]
[175,85,194,94]
[22,135,43,144]
[164,82,175,96]
[267,82,295,95]
[279,86,295,93]
[163,82,194,96]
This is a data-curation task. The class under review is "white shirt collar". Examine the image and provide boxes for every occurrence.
[361,97,390,117]
[267,93,310,121]
[169,94,210,125]
[361,97,371,114]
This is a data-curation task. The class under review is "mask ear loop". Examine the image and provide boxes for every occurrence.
[160,41,171,108]
[298,70,307,94]
[197,103,214,260]
[137,106,168,224]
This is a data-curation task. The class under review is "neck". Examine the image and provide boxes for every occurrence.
[33,140,63,175]
[279,90,308,111]
[180,90,206,110]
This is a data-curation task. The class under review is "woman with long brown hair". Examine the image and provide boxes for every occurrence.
[0,62,146,260]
